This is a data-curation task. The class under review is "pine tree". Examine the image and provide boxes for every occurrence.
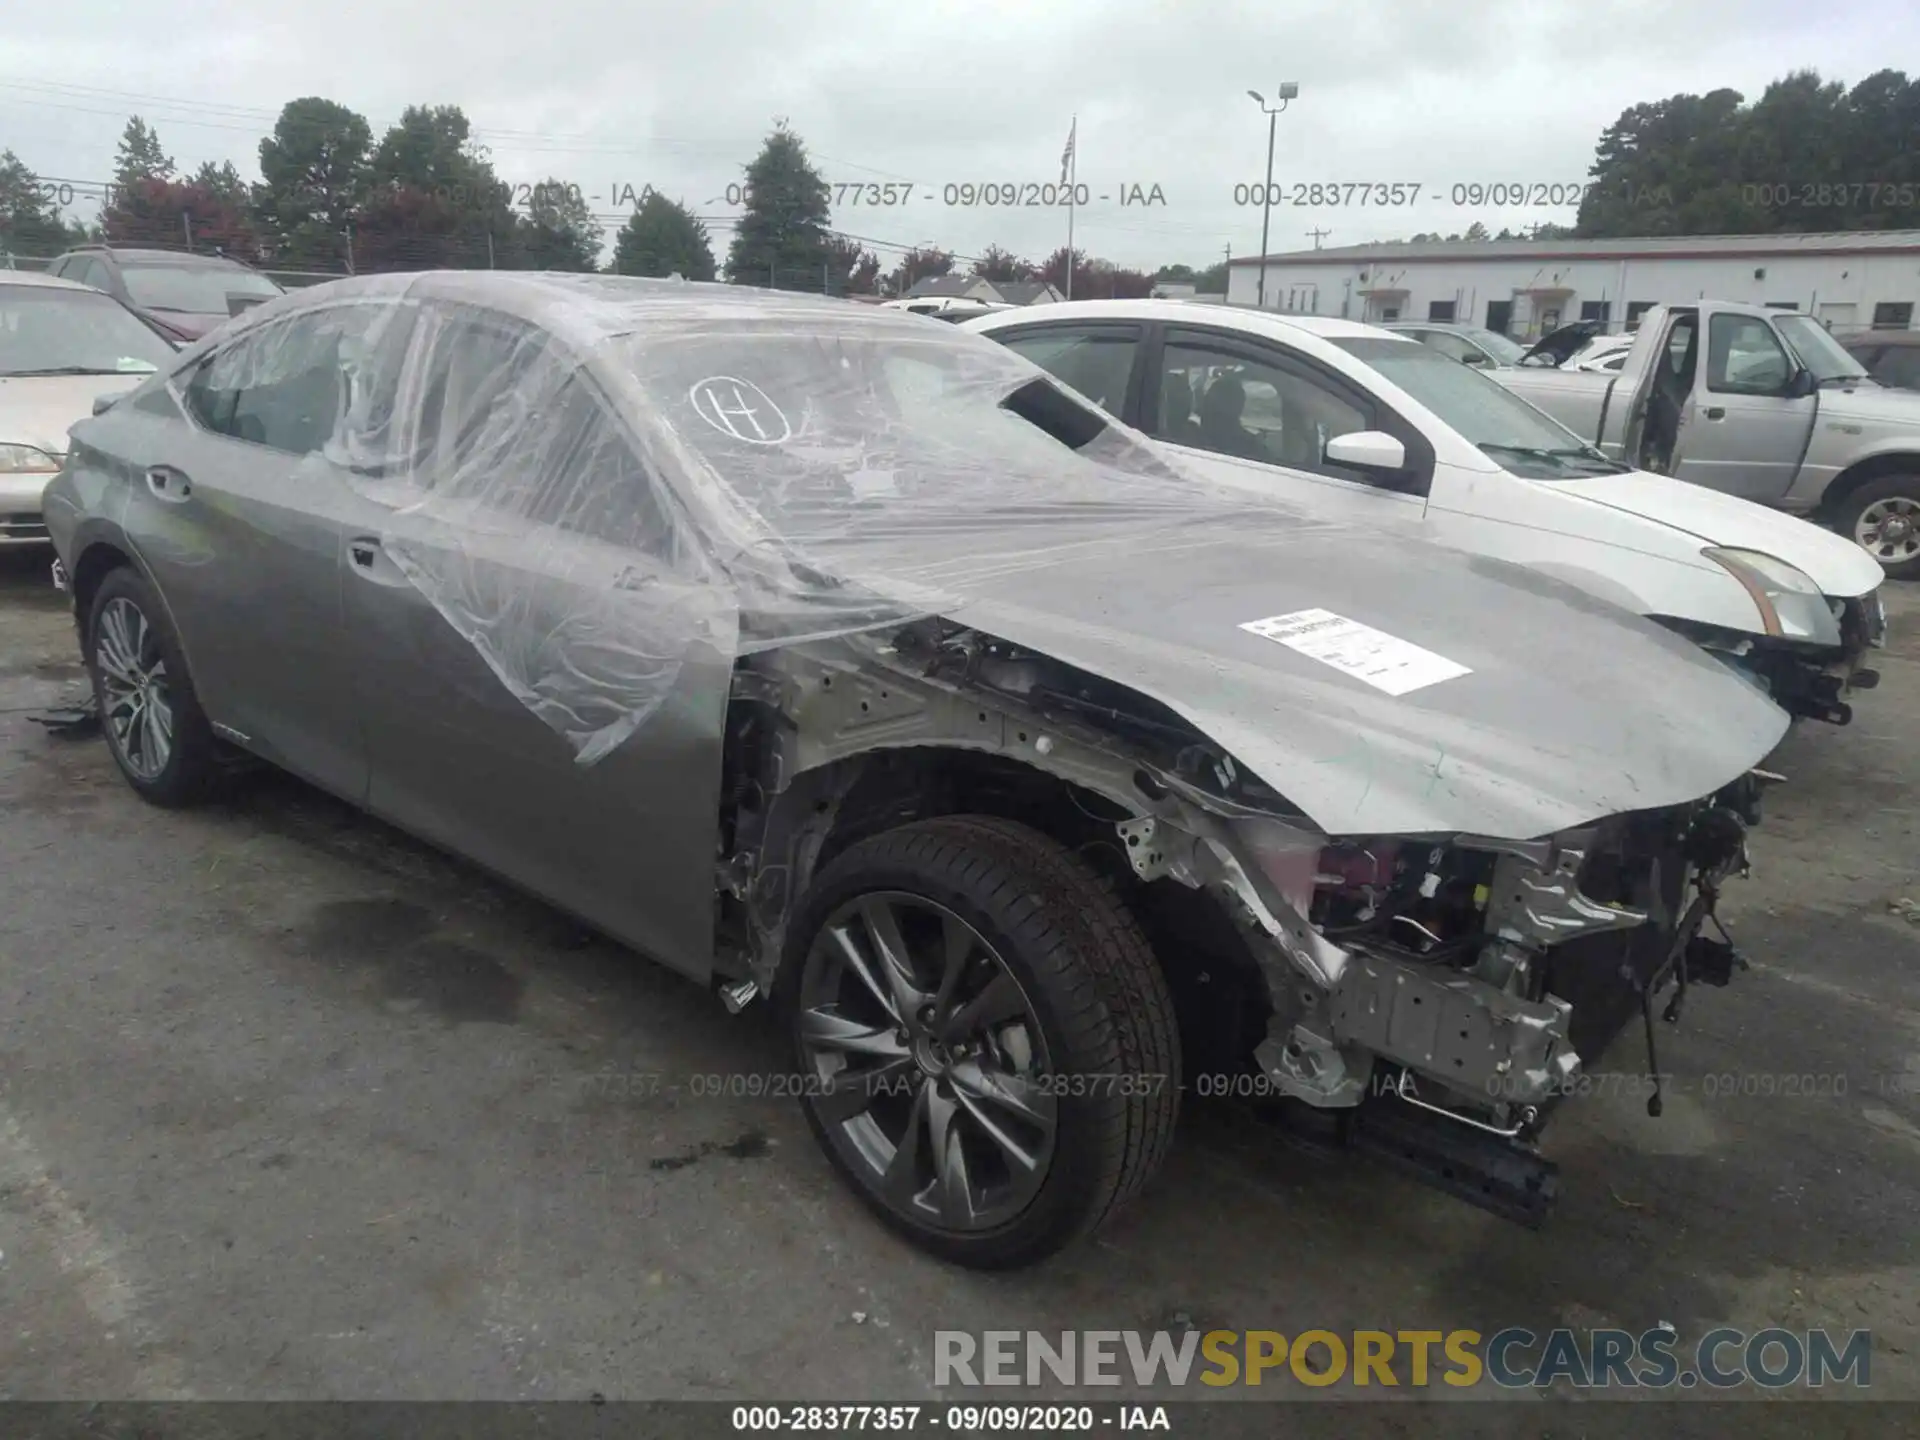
[611,191,716,279]
[723,122,832,289]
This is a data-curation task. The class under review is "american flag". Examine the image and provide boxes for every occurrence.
[1060,118,1076,184]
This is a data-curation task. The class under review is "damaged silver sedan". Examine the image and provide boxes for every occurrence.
[44,274,1788,1267]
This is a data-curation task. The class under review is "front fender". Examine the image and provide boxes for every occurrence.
[1518,555,1770,640]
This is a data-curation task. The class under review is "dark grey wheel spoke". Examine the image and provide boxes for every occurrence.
[881,1084,931,1206]
[798,1007,910,1059]
[828,922,904,1023]
[925,1087,977,1227]
[814,1056,916,1127]
[858,896,928,1016]
[930,911,975,1023]
[940,971,1026,1043]
[950,1060,1054,1180]
[951,1058,1056,1134]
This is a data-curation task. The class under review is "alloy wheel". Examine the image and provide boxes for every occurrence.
[95,596,175,781]
[796,892,1058,1233]
[1855,494,1920,567]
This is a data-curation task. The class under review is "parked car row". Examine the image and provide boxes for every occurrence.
[21,272,1889,1267]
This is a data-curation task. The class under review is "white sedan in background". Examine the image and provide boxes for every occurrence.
[963,300,1886,726]
[0,270,177,546]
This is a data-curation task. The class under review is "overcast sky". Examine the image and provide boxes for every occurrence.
[4,0,1914,272]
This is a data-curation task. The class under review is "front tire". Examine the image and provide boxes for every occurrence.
[1836,474,1920,581]
[86,567,221,807]
[780,816,1180,1268]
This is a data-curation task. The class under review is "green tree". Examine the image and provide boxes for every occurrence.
[895,246,952,293]
[518,178,602,271]
[191,160,250,210]
[255,97,372,271]
[0,152,85,256]
[972,244,1034,281]
[1565,73,1920,238]
[1191,260,1229,293]
[114,117,175,193]
[609,191,716,279]
[1152,262,1197,282]
[724,121,832,288]
[363,105,517,269]
[825,234,880,294]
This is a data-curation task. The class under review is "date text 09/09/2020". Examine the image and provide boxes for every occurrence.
[717,181,1168,208]
[1230,180,1650,208]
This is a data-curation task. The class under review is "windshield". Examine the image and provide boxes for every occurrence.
[120,261,283,315]
[613,317,1208,541]
[1333,335,1626,479]
[1464,327,1528,365]
[0,283,177,376]
[1775,314,1873,383]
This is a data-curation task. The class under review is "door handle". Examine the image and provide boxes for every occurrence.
[1704,406,1727,420]
[348,538,381,569]
[144,465,192,502]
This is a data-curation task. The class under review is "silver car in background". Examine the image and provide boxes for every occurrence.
[45,273,1787,1265]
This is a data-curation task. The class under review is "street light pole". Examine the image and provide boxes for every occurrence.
[1248,83,1298,310]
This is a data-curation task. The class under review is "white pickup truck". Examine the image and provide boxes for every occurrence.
[1484,301,1920,579]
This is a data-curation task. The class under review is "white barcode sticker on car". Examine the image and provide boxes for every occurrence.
[1238,608,1471,695]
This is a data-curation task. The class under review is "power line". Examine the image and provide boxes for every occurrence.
[0,77,915,178]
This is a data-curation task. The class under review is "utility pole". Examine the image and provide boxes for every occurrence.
[1307,227,1331,249]
[1247,83,1299,310]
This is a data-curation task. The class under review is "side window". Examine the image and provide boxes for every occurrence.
[1416,330,1485,365]
[1157,338,1374,479]
[1875,347,1920,389]
[71,258,107,291]
[405,303,673,552]
[1707,314,1792,394]
[405,305,554,482]
[994,325,1140,415]
[1661,315,1699,382]
[182,305,401,456]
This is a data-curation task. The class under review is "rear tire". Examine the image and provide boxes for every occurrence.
[780,815,1180,1268]
[86,567,221,807]
[1835,473,1920,581]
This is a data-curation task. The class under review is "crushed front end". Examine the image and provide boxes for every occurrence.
[1130,773,1768,1226]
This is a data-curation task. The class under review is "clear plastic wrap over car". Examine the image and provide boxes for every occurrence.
[181,275,1273,762]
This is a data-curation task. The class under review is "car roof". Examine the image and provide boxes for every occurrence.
[967,298,1407,344]
[66,245,257,270]
[212,271,988,359]
[0,268,100,293]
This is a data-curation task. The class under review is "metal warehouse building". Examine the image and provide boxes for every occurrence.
[1224,230,1920,340]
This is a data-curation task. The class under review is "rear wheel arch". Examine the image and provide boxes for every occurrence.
[70,540,137,632]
